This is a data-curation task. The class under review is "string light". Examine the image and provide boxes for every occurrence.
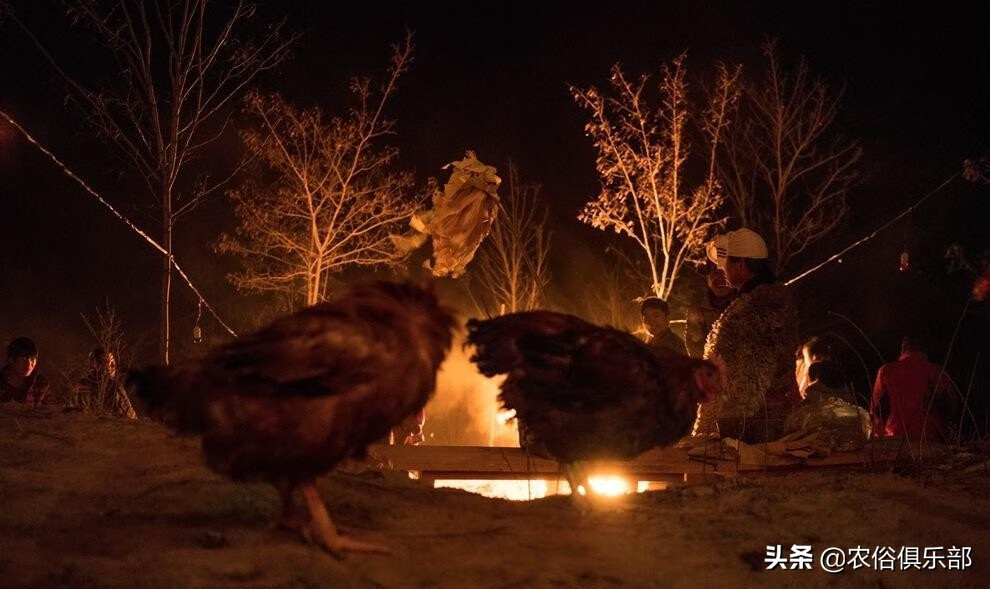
[899,251,911,272]
[192,300,203,343]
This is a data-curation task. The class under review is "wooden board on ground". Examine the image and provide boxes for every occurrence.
[369,437,936,485]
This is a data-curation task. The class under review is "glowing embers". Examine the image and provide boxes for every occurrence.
[434,479,550,501]
[433,476,658,501]
[583,475,651,496]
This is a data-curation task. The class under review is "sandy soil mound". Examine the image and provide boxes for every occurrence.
[0,404,987,588]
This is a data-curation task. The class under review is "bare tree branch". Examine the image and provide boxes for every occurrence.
[11,0,296,363]
[573,56,735,299]
[715,39,863,274]
[218,39,419,308]
[470,161,551,315]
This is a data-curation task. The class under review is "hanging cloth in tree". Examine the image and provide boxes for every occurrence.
[391,151,501,278]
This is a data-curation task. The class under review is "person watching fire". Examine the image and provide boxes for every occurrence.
[0,336,51,405]
[640,297,687,356]
[870,336,960,443]
[694,228,800,442]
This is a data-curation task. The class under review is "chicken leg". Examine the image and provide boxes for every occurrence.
[300,482,390,556]
[275,480,308,534]
[563,462,592,511]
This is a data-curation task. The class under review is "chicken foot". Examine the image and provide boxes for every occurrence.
[300,482,391,556]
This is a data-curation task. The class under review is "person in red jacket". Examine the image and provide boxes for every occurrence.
[870,337,959,442]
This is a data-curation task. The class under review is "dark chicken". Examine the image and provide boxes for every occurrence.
[129,281,456,555]
[467,311,719,502]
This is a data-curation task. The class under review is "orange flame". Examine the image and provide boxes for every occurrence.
[434,476,657,500]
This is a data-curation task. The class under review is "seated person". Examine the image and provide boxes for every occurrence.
[640,297,687,355]
[784,336,869,453]
[73,348,137,419]
[0,337,51,405]
[870,336,959,443]
[794,336,853,403]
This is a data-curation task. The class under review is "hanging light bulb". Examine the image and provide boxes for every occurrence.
[899,250,910,272]
[192,300,203,343]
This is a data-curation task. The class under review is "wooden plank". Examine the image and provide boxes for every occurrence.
[369,437,931,482]
[370,444,730,476]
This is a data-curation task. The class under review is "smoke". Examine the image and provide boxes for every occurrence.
[423,332,519,446]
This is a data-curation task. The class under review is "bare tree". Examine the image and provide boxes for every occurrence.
[579,251,643,332]
[573,55,740,299]
[218,39,419,308]
[716,40,862,275]
[9,0,294,363]
[469,162,551,315]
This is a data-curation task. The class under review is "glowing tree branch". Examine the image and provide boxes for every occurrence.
[573,56,738,299]
[470,162,551,315]
[218,37,418,308]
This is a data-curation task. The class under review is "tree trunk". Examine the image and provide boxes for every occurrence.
[160,207,172,365]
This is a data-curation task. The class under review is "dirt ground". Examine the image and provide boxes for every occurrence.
[1,404,988,589]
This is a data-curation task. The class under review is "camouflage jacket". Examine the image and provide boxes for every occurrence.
[695,283,799,437]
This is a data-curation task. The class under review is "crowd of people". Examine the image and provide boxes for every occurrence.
[639,227,963,447]
[2,225,967,448]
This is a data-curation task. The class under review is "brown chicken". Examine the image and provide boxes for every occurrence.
[129,281,456,555]
[467,311,719,503]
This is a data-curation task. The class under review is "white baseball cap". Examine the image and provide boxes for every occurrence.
[706,228,768,269]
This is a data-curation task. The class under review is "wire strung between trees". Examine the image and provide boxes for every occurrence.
[784,172,961,286]
[0,109,238,337]
[4,103,964,327]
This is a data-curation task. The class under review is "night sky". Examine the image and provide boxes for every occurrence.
[1,1,989,414]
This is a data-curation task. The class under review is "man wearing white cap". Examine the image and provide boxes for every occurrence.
[704,228,774,292]
[695,228,800,442]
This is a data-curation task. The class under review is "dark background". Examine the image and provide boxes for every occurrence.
[1,1,988,429]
